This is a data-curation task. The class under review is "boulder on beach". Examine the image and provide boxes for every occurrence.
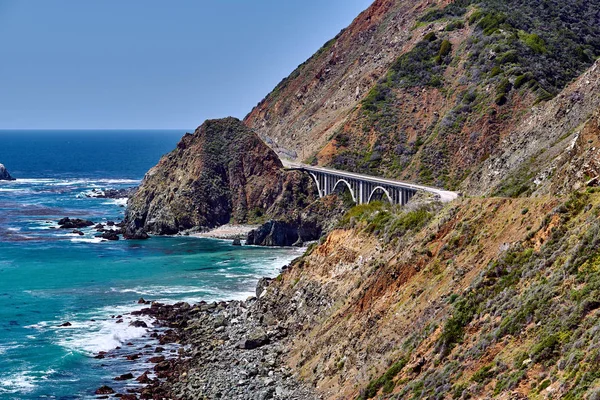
[238,328,270,350]
[0,163,15,181]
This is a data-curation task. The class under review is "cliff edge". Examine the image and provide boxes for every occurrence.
[124,117,317,239]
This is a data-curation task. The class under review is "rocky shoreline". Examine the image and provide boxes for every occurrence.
[94,277,318,400]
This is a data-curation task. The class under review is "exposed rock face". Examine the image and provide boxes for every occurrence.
[124,117,317,237]
[246,220,299,247]
[246,194,348,246]
[0,164,15,181]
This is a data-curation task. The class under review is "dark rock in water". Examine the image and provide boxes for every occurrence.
[119,394,138,400]
[246,220,299,247]
[123,229,150,240]
[94,224,105,230]
[99,231,119,241]
[72,230,84,236]
[238,328,269,349]
[59,321,72,327]
[0,164,15,181]
[232,238,242,246]
[154,360,171,371]
[149,355,165,363]
[106,221,115,226]
[86,187,137,199]
[58,218,95,229]
[114,372,134,381]
[95,385,115,395]
[130,320,148,328]
[138,297,148,304]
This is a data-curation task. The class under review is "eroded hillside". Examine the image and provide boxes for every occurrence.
[244,0,452,160]
[258,189,600,399]
[247,0,600,194]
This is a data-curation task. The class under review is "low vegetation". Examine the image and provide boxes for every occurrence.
[340,201,435,243]
[359,191,600,398]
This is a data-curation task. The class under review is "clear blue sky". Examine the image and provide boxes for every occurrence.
[0,0,373,130]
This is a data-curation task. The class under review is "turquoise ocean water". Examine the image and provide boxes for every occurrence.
[0,131,303,399]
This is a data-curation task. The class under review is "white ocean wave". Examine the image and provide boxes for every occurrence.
[41,304,156,354]
[0,371,36,394]
[0,188,26,192]
[58,318,153,354]
[101,198,128,206]
[70,237,104,244]
[4,178,55,185]
[116,285,218,296]
[6,177,139,186]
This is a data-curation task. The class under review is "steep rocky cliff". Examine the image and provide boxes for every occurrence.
[246,0,600,193]
[257,191,600,399]
[244,0,447,160]
[122,1,600,398]
[124,118,317,238]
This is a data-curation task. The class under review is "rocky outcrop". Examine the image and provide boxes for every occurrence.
[57,218,95,229]
[124,118,317,237]
[246,194,348,246]
[0,164,15,181]
[86,187,137,199]
[246,220,299,247]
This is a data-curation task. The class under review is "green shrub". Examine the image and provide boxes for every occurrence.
[471,364,493,383]
[358,358,408,399]
[445,20,465,31]
[519,31,547,54]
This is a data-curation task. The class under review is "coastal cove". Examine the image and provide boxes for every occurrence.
[0,131,304,399]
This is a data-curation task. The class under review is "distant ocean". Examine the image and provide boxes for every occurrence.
[0,130,302,399]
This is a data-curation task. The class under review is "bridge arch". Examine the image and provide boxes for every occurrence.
[368,186,393,204]
[332,179,357,203]
[308,173,322,198]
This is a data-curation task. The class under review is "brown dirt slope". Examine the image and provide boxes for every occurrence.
[259,190,600,399]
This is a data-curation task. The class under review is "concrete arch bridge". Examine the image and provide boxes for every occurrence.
[282,161,458,205]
